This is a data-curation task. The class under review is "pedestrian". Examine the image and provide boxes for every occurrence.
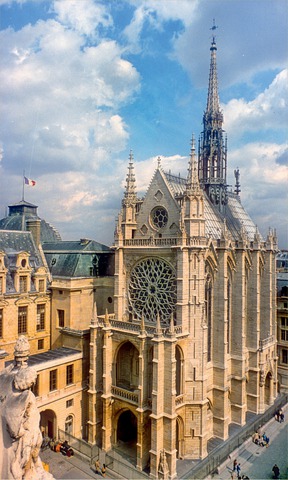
[236,463,241,479]
[101,463,106,477]
[95,459,100,474]
[262,432,270,447]
[233,459,237,471]
[272,464,280,479]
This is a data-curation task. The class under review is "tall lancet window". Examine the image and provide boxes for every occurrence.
[175,346,184,396]
[227,273,232,354]
[205,265,213,362]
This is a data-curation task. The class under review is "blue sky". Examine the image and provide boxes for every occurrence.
[0,0,287,247]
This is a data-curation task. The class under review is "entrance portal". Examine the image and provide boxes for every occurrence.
[117,410,137,443]
[40,409,56,438]
[116,410,137,464]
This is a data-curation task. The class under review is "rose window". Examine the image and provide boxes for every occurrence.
[128,257,176,324]
[151,206,168,229]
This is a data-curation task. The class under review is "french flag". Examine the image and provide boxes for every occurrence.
[24,176,36,186]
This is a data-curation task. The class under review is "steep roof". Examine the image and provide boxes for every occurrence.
[164,172,261,242]
[0,229,45,293]
[0,229,43,266]
[43,239,113,278]
[0,200,61,243]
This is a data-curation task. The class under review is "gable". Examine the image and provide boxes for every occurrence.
[135,169,181,239]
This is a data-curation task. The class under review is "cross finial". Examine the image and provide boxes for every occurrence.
[210,18,218,32]
[210,18,218,43]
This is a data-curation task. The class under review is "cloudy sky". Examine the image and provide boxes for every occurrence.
[0,0,287,248]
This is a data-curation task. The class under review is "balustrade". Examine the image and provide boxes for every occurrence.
[111,385,139,404]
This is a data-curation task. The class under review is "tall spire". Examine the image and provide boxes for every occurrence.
[206,19,221,116]
[198,21,228,212]
[123,150,137,204]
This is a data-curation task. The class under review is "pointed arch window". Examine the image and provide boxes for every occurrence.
[205,267,213,362]
[227,275,232,354]
[175,346,184,396]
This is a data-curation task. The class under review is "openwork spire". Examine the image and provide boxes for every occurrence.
[124,150,137,204]
[198,22,228,213]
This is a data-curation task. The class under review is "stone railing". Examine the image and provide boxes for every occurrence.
[259,334,275,351]
[97,317,183,337]
[111,385,139,404]
[123,238,178,247]
[120,237,208,248]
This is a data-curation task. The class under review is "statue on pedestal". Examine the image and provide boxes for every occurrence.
[158,449,169,479]
[0,336,54,480]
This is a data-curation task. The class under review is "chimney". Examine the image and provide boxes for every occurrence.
[26,218,41,246]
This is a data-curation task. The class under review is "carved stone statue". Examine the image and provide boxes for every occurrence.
[158,449,169,479]
[0,336,54,480]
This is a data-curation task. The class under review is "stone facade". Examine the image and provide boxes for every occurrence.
[86,37,278,479]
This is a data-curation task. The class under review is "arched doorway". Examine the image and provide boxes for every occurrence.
[176,416,184,459]
[40,409,56,438]
[116,410,138,463]
[117,410,137,443]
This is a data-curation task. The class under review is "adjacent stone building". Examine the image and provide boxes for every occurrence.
[0,203,114,442]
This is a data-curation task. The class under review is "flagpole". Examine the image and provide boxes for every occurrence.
[22,170,25,201]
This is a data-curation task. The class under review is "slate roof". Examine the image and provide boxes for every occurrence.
[5,347,82,368]
[0,200,61,243]
[43,239,114,278]
[165,172,261,242]
[0,229,44,293]
[27,347,82,367]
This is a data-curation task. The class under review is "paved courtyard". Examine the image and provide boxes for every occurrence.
[207,409,287,480]
[40,405,287,480]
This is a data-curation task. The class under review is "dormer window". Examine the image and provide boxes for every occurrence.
[38,279,45,292]
[19,275,28,293]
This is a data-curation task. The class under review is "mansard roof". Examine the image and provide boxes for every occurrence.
[0,229,43,266]
[0,229,45,293]
[43,239,114,278]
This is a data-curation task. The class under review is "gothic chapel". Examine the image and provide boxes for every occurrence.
[87,35,278,479]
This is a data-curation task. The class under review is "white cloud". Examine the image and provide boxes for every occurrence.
[123,0,198,51]
[223,70,288,139]
[53,0,112,38]
[228,142,288,246]
[172,0,287,88]
[0,18,140,175]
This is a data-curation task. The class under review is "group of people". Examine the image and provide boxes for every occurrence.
[275,408,284,423]
[231,460,249,479]
[252,430,270,447]
[95,459,106,477]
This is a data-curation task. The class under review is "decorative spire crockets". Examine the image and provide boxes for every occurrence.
[186,134,201,196]
[198,22,228,212]
[123,150,137,205]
